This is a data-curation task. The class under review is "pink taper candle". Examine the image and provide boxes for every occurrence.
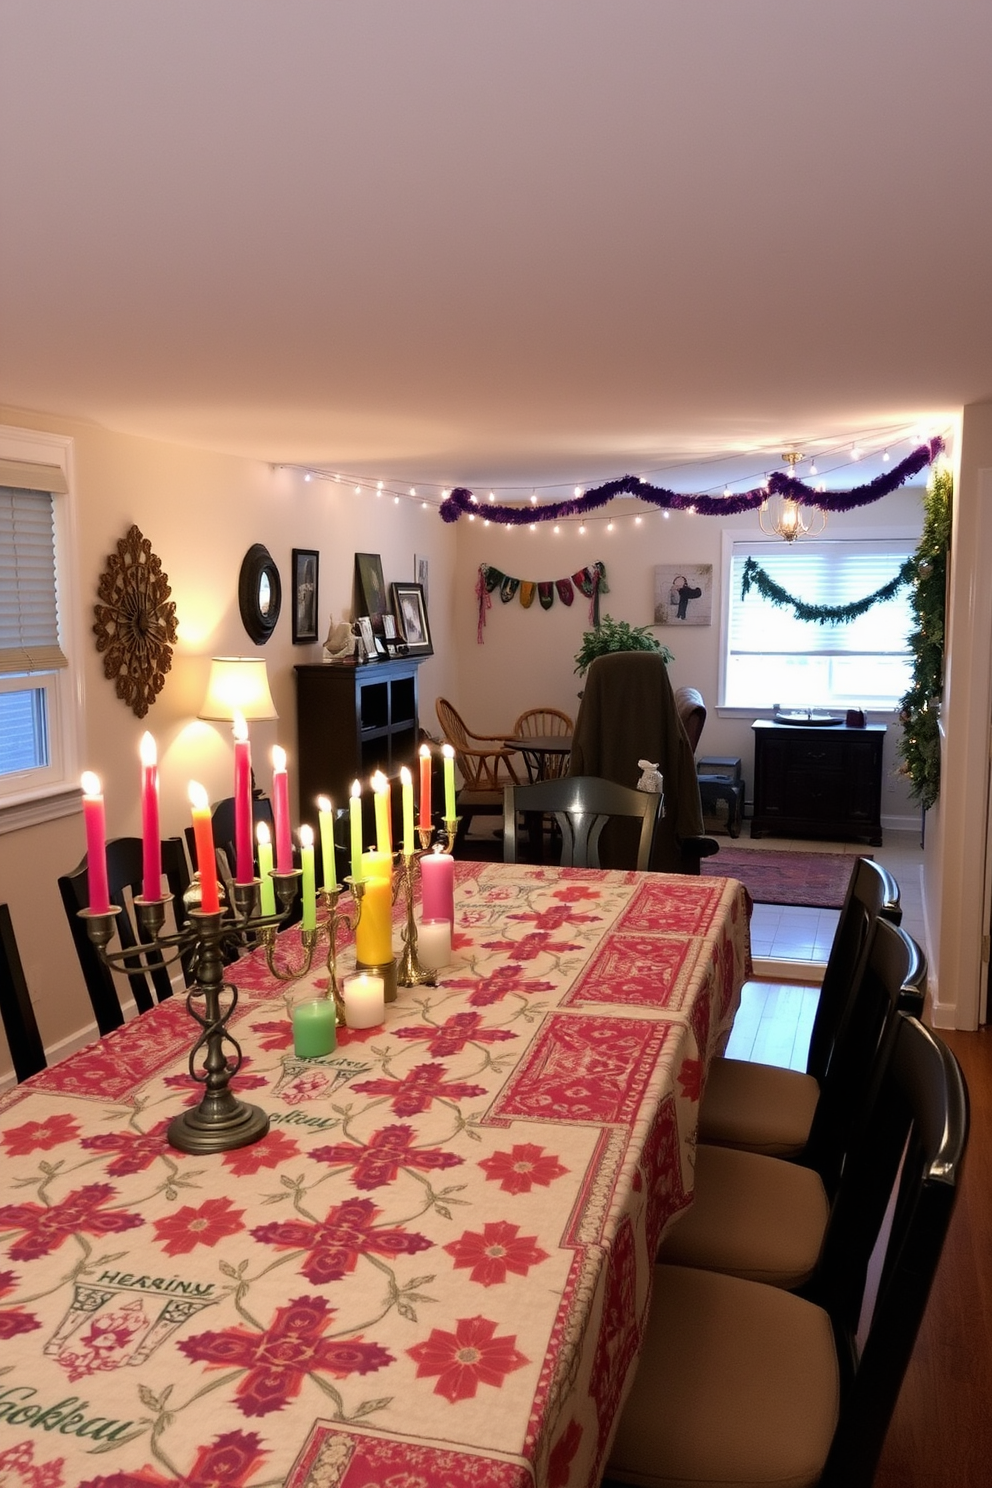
[419,744,432,829]
[271,745,293,874]
[233,712,254,885]
[189,782,220,913]
[139,732,161,899]
[81,771,111,914]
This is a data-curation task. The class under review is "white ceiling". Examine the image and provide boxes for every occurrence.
[2,2,990,496]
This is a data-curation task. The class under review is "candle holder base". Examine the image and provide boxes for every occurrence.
[356,957,397,1003]
[167,1096,270,1155]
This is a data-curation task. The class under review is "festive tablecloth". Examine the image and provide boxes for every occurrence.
[0,862,750,1488]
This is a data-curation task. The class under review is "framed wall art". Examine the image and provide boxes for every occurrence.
[653,564,713,625]
[391,581,433,656]
[355,552,387,628]
[357,616,378,662]
[292,548,319,644]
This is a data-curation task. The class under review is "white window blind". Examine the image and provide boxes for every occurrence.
[723,538,914,709]
[0,485,68,675]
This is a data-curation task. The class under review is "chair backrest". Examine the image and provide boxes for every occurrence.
[58,835,193,1035]
[805,916,925,1196]
[436,697,519,792]
[0,903,46,1082]
[570,652,706,873]
[815,1014,968,1488]
[806,857,893,1083]
[513,707,574,738]
[503,776,662,871]
[674,686,707,753]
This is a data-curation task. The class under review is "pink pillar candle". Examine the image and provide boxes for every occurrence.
[233,713,254,884]
[271,745,293,874]
[189,782,220,914]
[139,732,161,899]
[421,849,455,925]
[81,771,111,914]
[418,744,432,829]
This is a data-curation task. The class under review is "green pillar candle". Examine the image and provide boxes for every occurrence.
[292,998,336,1058]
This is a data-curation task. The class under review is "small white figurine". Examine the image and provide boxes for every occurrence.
[636,759,664,793]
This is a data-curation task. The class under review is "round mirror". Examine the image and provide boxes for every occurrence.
[238,544,282,644]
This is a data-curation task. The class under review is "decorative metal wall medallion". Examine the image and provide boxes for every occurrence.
[93,524,178,718]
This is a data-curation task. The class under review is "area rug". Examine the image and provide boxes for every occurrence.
[702,847,867,908]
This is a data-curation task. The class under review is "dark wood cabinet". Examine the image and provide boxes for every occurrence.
[750,720,885,845]
[295,659,423,817]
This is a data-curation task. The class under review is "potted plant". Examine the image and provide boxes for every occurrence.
[574,614,673,675]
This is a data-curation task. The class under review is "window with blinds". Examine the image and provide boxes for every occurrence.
[722,538,914,710]
[0,438,78,814]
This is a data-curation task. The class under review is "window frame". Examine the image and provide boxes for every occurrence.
[0,425,82,833]
[717,525,920,717]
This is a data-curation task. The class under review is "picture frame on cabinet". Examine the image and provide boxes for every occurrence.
[292,549,319,644]
[357,616,378,663]
[355,553,387,629]
[391,581,433,656]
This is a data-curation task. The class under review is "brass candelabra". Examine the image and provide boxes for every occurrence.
[259,876,366,1025]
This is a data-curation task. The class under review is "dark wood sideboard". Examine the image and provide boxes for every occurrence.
[295,659,424,820]
[750,719,886,845]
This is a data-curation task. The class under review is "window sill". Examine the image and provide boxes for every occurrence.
[0,783,81,835]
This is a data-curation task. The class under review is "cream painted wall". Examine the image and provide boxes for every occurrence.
[0,407,457,1076]
[450,487,924,835]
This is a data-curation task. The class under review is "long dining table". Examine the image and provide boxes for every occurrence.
[0,860,750,1488]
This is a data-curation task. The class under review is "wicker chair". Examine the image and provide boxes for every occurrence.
[512,707,574,780]
[435,698,521,851]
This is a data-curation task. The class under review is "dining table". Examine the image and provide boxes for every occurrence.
[0,860,750,1488]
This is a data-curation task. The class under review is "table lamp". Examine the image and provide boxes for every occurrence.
[198,657,279,724]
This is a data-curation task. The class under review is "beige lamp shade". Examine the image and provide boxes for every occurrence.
[198,657,278,721]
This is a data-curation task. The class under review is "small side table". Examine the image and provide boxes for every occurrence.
[697,756,745,838]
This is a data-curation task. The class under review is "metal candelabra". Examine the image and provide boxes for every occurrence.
[259,876,366,1025]
[81,871,300,1154]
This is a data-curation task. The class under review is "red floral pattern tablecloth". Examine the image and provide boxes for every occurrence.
[0,863,749,1488]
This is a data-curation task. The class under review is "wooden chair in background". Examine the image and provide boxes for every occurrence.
[503,776,662,872]
[58,836,194,1035]
[435,697,521,849]
[0,903,46,1082]
[511,707,574,780]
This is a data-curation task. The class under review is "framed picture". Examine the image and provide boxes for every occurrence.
[382,613,397,640]
[414,554,429,609]
[355,553,387,627]
[292,548,319,644]
[391,581,433,656]
[357,615,378,662]
[653,564,714,626]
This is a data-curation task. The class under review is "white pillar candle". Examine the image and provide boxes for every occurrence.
[417,917,452,970]
[343,972,385,1029]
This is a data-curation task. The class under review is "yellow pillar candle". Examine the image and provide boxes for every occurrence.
[349,780,363,881]
[372,770,392,854]
[317,795,336,889]
[400,765,414,855]
[299,824,317,931]
[355,849,393,964]
[442,743,456,820]
[256,821,276,916]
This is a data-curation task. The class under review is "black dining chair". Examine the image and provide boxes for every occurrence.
[1,903,46,1082]
[503,776,662,871]
[607,1013,968,1488]
[58,835,194,1036]
[697,856,906,1159]
[658,918,924,1290]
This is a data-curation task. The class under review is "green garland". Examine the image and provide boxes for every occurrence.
[740,555,914,623]
[897,468,952,810]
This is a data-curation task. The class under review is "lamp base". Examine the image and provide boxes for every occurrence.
[168,1096,270,1154]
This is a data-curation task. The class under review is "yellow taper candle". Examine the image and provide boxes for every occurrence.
[442,743,456,820]
[400,765,414,855]
[372,770,391,854]
[299,824,317,931]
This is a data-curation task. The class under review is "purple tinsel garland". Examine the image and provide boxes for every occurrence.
[439,437,945,526]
